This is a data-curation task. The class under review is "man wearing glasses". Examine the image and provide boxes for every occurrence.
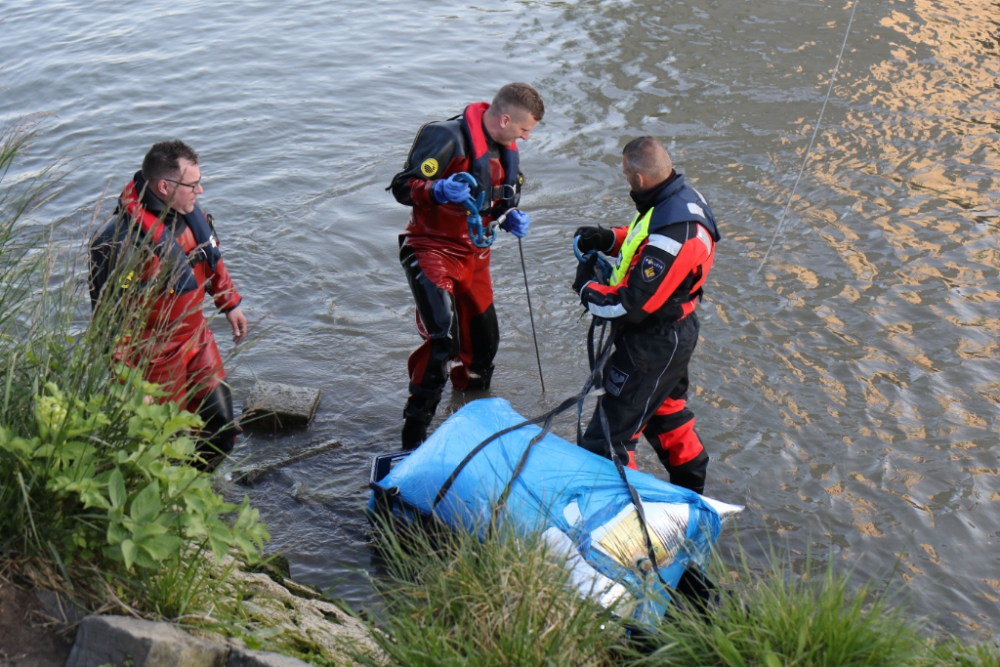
[89,140,247,468]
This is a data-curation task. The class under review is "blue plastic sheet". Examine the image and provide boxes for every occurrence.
[368,398,740,620]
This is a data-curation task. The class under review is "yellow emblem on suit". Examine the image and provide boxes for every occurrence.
[420,158,439,177]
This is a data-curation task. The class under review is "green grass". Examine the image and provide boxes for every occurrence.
[637,546,925,667]
[931,640,1000,667]
[354,517,633,667]
[358,517,1000,667]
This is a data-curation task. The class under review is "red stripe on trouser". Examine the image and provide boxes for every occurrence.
[655,396,686,416]
[649,397,704,467]
[655,420,702,466]
[616,438,640,470]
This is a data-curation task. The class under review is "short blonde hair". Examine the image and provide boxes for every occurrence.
[492,83,545,121]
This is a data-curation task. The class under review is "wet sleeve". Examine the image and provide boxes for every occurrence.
[389,122,460,207]
[207,257,242,313]
[580,225,710,323]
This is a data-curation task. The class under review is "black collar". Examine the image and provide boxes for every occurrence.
[482,118,502,156]
[134,171,184,229]
[630,171,682,217]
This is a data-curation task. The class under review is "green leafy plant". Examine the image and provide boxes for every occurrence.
[2,375,268,572]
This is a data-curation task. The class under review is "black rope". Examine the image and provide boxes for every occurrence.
[586,318,668,586]
[430,314,669,586]
[598,391,666,585]
[431,394,580,511]
[431,320,615,512]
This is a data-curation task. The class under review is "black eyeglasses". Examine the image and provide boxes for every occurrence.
[164,178,202,191]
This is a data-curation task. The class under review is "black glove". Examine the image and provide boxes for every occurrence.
[574,226,616,254]
[572,254,599,296]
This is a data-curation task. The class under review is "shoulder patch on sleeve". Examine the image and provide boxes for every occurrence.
[641,255,666,282]
[646,233,682,256]
[420,158,439,177]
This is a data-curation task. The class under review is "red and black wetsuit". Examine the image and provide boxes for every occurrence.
[579,172,721,495]
[390,102,523,442]
[89,171,242,460]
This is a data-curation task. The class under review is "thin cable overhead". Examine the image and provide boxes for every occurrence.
[756,0,861,274]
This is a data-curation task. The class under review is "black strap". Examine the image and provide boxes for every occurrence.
[429,315,669,587]
[489,409,560,526]
[431,394,579,511]
[588,319,668,586]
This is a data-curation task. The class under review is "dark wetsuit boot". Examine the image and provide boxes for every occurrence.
[196,383,241,470]
[401,383,442,450]
[661,450,709,496]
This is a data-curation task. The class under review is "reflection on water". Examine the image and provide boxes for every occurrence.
[2,0,999,635]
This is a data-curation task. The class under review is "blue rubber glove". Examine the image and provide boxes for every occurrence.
[501,209,530,238]
[432,173,474,204]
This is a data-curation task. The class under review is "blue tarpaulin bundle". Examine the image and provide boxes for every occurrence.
[368,398,741,621]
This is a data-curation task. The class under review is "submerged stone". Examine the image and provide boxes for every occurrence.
[242,382,321,430]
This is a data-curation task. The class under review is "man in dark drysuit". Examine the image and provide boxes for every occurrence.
[390,83,544,450]
[89,140,247,467]
[572,136,721,495]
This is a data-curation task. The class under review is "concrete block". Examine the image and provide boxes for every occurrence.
[242,382,321,430]
[65,615,227,667]
[226,647,311,667]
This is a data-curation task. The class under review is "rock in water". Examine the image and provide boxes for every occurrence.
[242,382,321,430]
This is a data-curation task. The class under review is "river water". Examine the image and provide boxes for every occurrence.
[3,0,999,635]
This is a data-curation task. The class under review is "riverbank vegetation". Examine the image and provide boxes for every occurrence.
[0,120,376,666]
[358,517,1000,667]
[0,119,275,638]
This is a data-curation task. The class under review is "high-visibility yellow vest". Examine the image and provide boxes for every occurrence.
[610,208,654,286]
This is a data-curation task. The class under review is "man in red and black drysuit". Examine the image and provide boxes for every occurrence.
[390,83,545,450]
[89,140,248,467]
[571,136,721,495]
